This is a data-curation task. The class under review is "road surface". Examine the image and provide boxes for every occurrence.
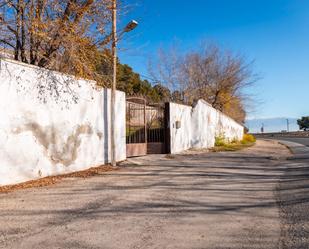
[259,136,309,147]
[0,140,309,249]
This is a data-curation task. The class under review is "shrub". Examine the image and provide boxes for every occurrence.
[241,134,256,144]
[215,134,226,146]
[231,138,238,144]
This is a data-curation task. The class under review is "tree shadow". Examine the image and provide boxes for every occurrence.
[1,154,309,248]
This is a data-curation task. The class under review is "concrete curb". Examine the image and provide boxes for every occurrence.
[276,140,309,160]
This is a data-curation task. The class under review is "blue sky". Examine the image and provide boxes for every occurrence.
[118,0,309,120]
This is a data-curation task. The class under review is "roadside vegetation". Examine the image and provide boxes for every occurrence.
[0,1,258,122]
[297,116,309,131]
[149,44,258,123]
[211,134,256,152]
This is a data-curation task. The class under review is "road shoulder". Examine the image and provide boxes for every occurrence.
[275,140,309,159]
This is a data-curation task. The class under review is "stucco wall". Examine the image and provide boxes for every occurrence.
[215,110,244,142]
[169,100,244,153]
[191,100,217,149]
[169,103,192,154]
[0,58,126,186]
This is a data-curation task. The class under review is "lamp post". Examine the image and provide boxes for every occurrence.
[111,0,138,167]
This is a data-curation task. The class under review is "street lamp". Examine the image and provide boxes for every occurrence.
[111,0,138,167]
[123,20,138,33]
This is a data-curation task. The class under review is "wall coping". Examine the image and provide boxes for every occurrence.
[0,57,125,95]
[170,99,244,128]
[0,57,97,85]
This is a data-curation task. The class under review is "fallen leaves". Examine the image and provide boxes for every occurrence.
[0,165,118,194]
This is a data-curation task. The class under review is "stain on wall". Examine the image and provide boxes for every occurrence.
[97,132,103,140]
[13,123,93,166]
[0,58,126,186]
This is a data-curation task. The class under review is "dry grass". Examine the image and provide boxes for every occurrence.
[212,134,256,152]
[210,142,255,152]
[0,165,118,194]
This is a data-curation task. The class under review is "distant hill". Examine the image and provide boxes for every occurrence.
[245,118,299,133]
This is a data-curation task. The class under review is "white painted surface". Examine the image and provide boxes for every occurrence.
[191,100,216,149]
[169,103,192,154]
[0,58,126,186]
[169,100,244,153]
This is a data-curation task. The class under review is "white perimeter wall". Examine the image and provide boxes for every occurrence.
[169,100,244,154]
[0,58,126,186]
[169,103,192,154]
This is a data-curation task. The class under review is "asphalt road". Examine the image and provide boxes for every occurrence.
[261,136,309,147]
[0,140,309,249]
[276,156,309,249]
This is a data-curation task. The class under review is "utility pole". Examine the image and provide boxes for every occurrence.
[110,0,138,167]
[111,0,117,167]
[286,119,290,132]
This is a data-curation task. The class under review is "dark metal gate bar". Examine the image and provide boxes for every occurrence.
[126,98,147,157]
[146,104,166,154]
[126,98,170,157]
[164,102,171,154]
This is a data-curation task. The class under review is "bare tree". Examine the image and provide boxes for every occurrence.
[0,0,114,83]
[149,43,258,123]
[148,45,186,101]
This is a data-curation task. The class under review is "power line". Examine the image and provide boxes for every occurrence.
[139,73,161,83]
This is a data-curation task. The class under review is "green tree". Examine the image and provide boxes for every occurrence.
[297,116,309,131]
[117,64,159,101]
[96,52,167,103]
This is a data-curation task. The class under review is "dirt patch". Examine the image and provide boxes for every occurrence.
[244,139,292,158]
[165,154,176,159]
[0,165,118,194]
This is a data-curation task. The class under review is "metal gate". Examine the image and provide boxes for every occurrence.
[126,98,147,157]
[146,104,166,154]
[126,98,170,157]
